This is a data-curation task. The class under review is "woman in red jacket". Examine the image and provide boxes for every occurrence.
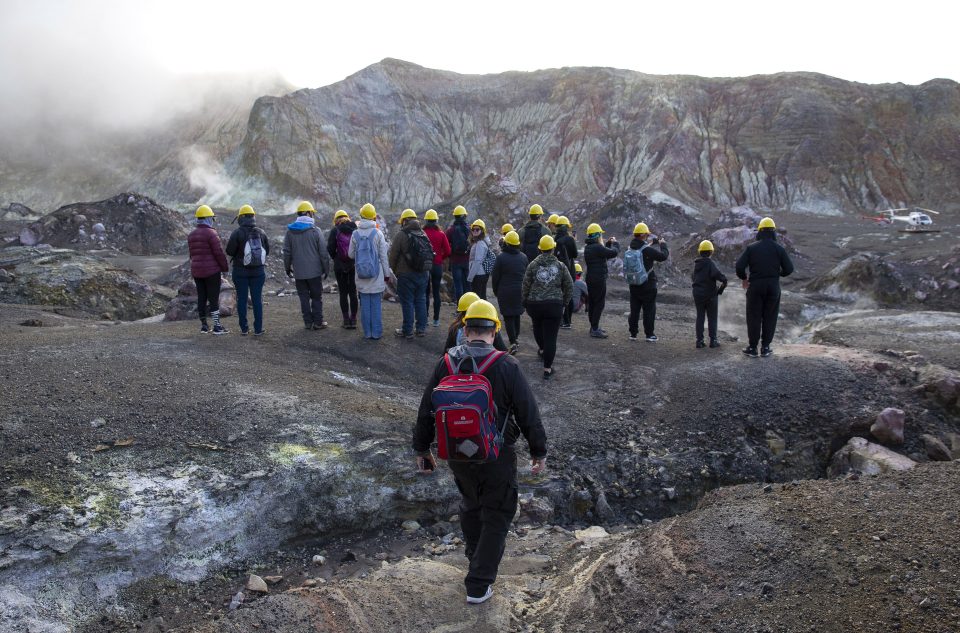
[188,205,230,334]
[423,209,451,327]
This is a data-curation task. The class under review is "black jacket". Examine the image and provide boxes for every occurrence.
[225,216,270,276]
[413,342,548,458]
[691,256,728,299]
[735,231,794,282]
[491,245,528,316]
[518,220,548,263]
[443,326,508,352]
[554,228,578,276]
[326,221,358,273]
[628,237,669,288]
[583,238,620,281]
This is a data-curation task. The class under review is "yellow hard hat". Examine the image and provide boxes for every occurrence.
[471,219,486,232]
[500,223,514,235]
[529,204,544,216]
[538,235,556,251]
[547,213,560,225]
[195,205,214,219]
[758,217,776,230]
[360,203,377,220]
[575,262,583,273]
[698,240,715,252]
[504,230,521,246]
[456,291,481,312]
[333,210,349,223]
[398,208,417,224]
[452,205,467,217]
[556,215,571,227]
[238,204,255,216]
[586,223,604,235]
[424,209,439,221]
[297,201,316,213]
[633,222,650,235]
[462,299,501,332]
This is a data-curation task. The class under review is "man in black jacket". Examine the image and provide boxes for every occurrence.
[582,222,619,338]
[413,300,547,605]
[626,223,669,342]
[326,208,359,329]
[735,217,794,358]
[553,216,578,328]
[517,204,548,263]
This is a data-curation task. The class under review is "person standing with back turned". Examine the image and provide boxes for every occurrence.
[582,222,619,338]
[624,222,669,342]
[350,203,394,340]
[188,205,229,335]
[423,209,451,327]
[283,202,331,331]
[226,204,270,336]
[413,299,547,605]
[389,209,432,339]
[326,207,359,329]
[735,216,794,358]
[446,205,471,305]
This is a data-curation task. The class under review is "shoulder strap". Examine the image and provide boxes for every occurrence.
[477,350,505,374]
[443,353,455,375]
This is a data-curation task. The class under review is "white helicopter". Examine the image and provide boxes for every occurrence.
[867,207,941,232]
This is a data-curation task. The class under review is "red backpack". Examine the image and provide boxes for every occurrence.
[432,351,505,462]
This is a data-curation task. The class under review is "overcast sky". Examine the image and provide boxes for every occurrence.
[1,0,957,133]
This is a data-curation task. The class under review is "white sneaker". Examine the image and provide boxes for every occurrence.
[466,586,493,604]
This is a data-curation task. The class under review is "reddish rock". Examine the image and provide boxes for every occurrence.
[870,408,906,446]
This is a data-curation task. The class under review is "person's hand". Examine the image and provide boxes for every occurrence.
[741,279,750,290]
[417,453,436,474]
[531,457,547,475]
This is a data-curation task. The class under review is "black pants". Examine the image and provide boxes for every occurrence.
[194,274,221,319]
[471,274,489,300]
[503,314,521,345]
[426,263,444,321]
[449,446,518,597]
[526,302,563,368]
[695,295,718,341]
[335,269,358,321]
[628,283,658,337]
[746,279,781,348]
[585,278,606,330]
[562,299,574,326]
[295,276,325,326]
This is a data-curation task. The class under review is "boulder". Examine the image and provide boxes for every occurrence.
[947,433,960,460]
[870,408,906,445]
[1,202,38,221]
[828,437,916,477]
[921,434,953,462]
[806,253,908,305]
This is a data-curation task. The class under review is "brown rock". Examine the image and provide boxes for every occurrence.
[870,408,906,445]
[246,574,269,594]
[828,437,916,477]
[921,434,953,462]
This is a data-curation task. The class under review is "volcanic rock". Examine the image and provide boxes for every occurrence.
[921,434,953,462]
[246,575,268,594]
[807,253,908,304]
[870,408,906,445]
[1,203,38,221]
[828,437,916,476]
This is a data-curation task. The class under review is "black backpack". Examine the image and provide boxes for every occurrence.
[449,222,470,256]
[405,231,435,272]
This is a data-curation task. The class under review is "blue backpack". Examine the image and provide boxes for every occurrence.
[354,231,380,279]
[624,246,648,285]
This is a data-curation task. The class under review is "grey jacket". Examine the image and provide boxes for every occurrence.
[348,219,393,294]
[283,220,330,280]
[468,237,491,281]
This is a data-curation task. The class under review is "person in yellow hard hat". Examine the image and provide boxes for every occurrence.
[446,205,471,304]
[497,223,514,251]
[283,202,331,331]
[413,299,547,605]
[226,205,271,335]
[522,234,573,379]
[625,222,669,342]
[546,214,559,234]
[491,230,528,354]
[572,262,589,315]
[692,240,728,348]
[389,209,432,338]
[188,205,229,334]
[326,207,359,329]
[735,217,794,357]
[517,204,549,263]
[443,291,508,351]
[350,203,395,340]
[423,209,452,327]
[582,222,618,338]
[553,216,578,328]
[467,219,493,299]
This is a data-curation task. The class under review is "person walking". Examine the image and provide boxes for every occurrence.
[553,215,578,328]
[523,235,574,379]
[467,219,493,299]
[413,299,547,605]
[349,203,394,340]
[282,202,330,331]
[445,205,471,304]
[423,209,451,327]
[582,223,619,338]
[624,222,669,342]
[735,217,794,358]
[187,205,229,335]
[444,291,509,351]
[491,230,528,354]
[517,204,548,263]
[326,207,359,329]
[691,239,728,348]
[389,209,433,339]
[226,204,270,336]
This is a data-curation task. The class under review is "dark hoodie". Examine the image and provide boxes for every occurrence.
[282,217,330,280]
[554,226,578,276]
[327,220,358,273]
[735,230,794,282]
[628,237,669,288]
[583,237,620,281]
[225,215,270,275]
[691,255,728,300]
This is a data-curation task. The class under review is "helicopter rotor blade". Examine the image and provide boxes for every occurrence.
[915,207,940,215]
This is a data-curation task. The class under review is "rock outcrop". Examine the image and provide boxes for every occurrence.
[828,437,917,476]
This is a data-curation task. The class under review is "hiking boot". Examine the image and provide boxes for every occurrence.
[760,346,773,357]
[347,319,358,330]
[312,322,328,330]
[304,323,313,330]
[590,329,608,339]
[466,586,493,605]
[211,325,228,335]
[645,335,658,342]
[696,340,706,349]
[709,338,721,348]
[199,323,209,334]
[394,328,413,339]
[742,346,759,358]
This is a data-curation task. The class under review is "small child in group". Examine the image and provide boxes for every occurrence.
[691,240,727,348]
[572,263,589,314]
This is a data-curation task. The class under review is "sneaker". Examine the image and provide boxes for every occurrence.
[466,586,494,605]
[312,322,328,330]
[211,325,228,335]
[346,320,357,330]
[199,323,209,334]
[394,328,413,339]
[628,335,638,341]
[415,330,426,337]
[590,329,608,339]
[253,330,265,336]
[304,323,313,330]
[696,340,706,349]
[645,335,658,342]
[742,346,759,358]
[760,346,773,357]
[543,367,554,380]
[709,339,721,349]
[240,328,249,336]
[559,323,572,330]
[341,321,351,329]
[508,343,519,355]
[432,319,440,327]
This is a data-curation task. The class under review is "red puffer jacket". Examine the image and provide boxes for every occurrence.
[424,224,451,265]
[188,225,229,278]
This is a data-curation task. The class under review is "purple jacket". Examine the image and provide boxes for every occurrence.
[188,225,229,278]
